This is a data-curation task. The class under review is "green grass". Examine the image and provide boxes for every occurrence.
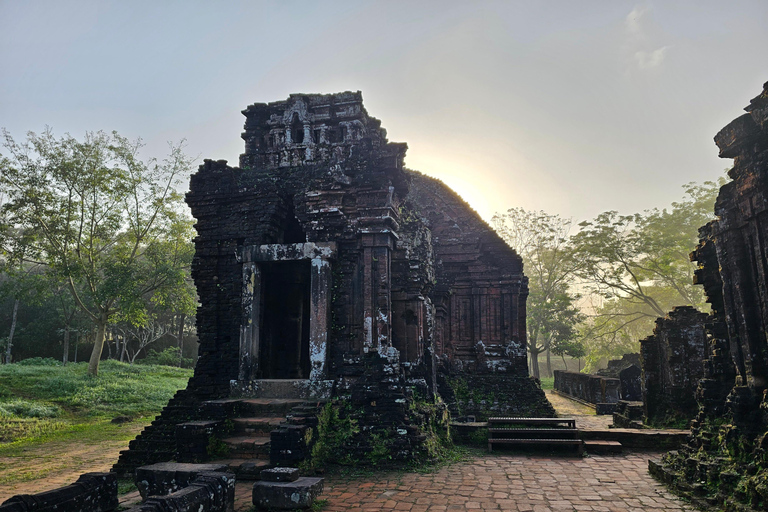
[0,360,192,443]
[538,377,554,390]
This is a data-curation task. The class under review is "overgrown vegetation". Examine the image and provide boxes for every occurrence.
[303,401,359,471]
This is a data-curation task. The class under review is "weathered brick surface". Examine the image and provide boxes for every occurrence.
[640,306,707,425]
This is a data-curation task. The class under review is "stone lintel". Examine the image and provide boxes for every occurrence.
[241,242,336,263]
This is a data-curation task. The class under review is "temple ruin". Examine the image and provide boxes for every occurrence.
[650,82,768,509]
[114,91,551,475]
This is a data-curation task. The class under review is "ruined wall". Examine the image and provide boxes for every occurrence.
[651,83,768,510]
[553,370,620,413]
[640,306,707,426]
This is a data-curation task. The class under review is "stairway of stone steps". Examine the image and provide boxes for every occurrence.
[487,417,584,455]
[182,397,323,479]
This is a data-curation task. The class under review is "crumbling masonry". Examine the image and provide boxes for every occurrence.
[650,82,768,510]
[115,92,551,474]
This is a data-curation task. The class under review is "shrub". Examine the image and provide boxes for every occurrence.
[0,400,60,418]
[16,357,62,367]
[139,347,195,368]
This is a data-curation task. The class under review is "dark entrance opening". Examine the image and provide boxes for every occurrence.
[259,260,311,379]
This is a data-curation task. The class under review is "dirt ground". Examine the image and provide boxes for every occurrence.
[0,422,145,502]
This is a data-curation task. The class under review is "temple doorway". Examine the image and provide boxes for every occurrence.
[259,260,311,379]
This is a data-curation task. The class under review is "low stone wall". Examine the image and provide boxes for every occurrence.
[0,473,117,512]
[553,370,620,413]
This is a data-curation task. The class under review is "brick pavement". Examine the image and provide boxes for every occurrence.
[234,451,693,511]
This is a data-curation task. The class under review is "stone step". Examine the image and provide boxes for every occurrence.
[222,436,271,459]
[579,428,690,449]
[209,458,271,480]
[584,440,623,454]
[232,417,285,435]
[238,398,306,416]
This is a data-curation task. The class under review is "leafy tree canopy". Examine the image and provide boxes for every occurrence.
[0,129,194,375]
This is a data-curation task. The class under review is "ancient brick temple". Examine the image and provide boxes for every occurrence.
[114,92,546,474]
[650,82,768,508]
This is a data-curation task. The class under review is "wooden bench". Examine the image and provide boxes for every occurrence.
[487,417,583,455]
[488,417,576,428]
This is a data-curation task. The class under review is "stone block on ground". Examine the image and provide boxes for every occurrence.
[135,462,228,499]
[261,467,299,482]
[126,471,234,512]
[252,477,324,510]
[0,472,117,512]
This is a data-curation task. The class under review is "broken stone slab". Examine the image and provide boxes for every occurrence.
[134,462,228,499]
[0,473,117,512]
[252,477,324,510]
[126,471,235,512]
[260,467,299,482]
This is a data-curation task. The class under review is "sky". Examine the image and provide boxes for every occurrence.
[1,0,766,223]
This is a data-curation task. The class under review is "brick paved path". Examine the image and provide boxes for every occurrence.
[234,451,693,511]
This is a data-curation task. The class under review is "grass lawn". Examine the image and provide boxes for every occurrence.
[538,376,554,390]
[0,359,192,490]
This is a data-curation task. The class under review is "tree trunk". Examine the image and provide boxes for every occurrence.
[119,334,126,363]
[545,347,552,378]
[74,333,79,363]
[529,349,541,379]
[561,354,567,371]
[88,316,108,376]
[62,325,70,365]
[177,313,185,367]
[5,298,19,364]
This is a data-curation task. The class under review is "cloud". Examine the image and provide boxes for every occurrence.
[634,46,669,69]
[625,5,649,38]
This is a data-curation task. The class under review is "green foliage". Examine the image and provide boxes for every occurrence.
[306,401,359,470]
[206,436,230,459]
[15,357,62,366]
[493,208,583,379]
[117,479,138,495]
[572,181,722,370]
[538,377,554,390]
[310,499,329,511]
[139,347,194,368]
[0,129,195,375]
[0,417,65,443]
[0,400,60,418]
[409,396,453,463]
[366,431,393,465]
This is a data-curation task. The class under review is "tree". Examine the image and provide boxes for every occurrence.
[114,318,169,364]
[493,208,583,379]
[571,180,722,371]
[0,129,194,375]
